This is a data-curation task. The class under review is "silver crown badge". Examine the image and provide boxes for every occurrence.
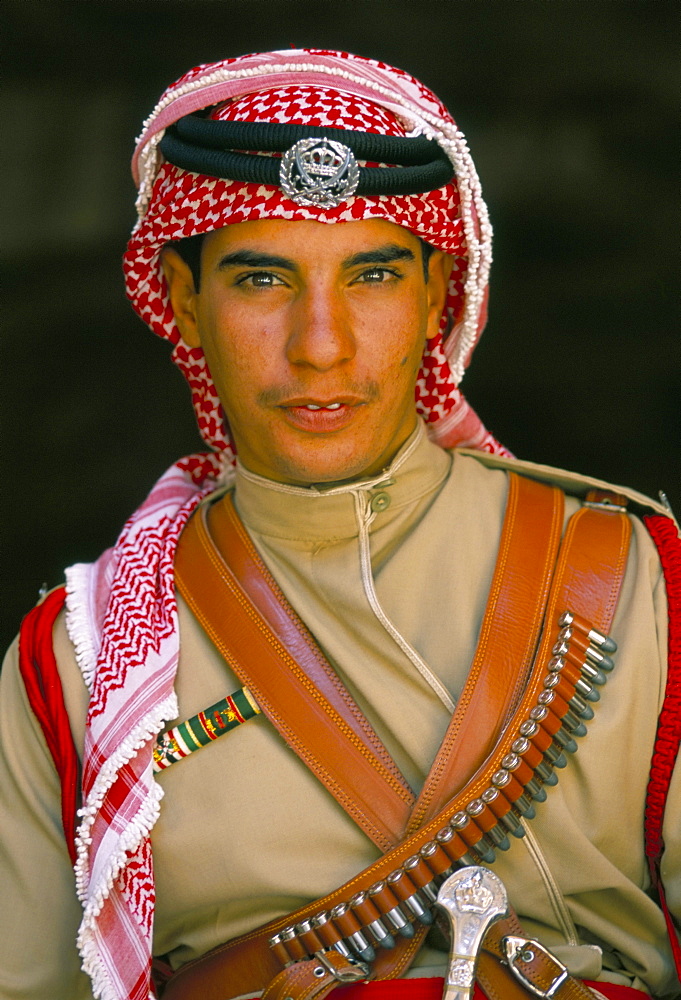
[280,137,360,209]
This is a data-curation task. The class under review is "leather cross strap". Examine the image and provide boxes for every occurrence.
[407,473,564,831]
[163,485,631,999]
[175,495,413,852]
[175,474,563,851]
[169,473,563,988]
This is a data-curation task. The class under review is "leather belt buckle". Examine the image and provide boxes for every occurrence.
[502,935,569,998]
[314,949,370,983]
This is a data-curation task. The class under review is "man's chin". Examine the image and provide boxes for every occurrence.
[253,446,394,488]
[235,417,415,486]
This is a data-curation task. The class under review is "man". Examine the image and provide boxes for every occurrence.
[0,48,678,1000]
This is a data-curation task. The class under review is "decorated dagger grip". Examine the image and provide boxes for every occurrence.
[436,867,509,1000]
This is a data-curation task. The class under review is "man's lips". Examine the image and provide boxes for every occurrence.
[278,396,366,409]
[295,402,342,411]
[277,397,366,432]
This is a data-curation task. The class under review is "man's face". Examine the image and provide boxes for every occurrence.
[163,218,451,485]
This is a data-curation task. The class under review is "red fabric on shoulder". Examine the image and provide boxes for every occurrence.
[643,513,681,979]
[17,586,80,864]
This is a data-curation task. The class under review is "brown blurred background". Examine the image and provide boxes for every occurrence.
[2,0,679,652]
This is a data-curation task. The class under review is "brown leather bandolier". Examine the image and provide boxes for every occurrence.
[162,473,631,1000]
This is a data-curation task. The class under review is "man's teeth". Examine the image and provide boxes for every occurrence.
[304,403,342,410]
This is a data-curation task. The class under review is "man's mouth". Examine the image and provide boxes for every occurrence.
[279,398,363,432]
[279,395,365,411]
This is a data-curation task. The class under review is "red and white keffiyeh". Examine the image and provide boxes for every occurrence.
[65,49,511,999]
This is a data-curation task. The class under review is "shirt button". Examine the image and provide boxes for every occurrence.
[370,491,391,513]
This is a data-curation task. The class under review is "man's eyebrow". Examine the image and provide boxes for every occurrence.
[342,244,416,269]
[214,243,416,273]
[216,249,298,271]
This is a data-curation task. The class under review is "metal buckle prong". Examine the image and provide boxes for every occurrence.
[502,935,569,998]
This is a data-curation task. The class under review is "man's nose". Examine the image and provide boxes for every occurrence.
[285,286,356,371]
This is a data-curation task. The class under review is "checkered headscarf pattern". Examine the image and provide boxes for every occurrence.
[124,51,510,472]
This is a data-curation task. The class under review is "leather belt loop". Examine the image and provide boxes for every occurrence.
[261,951,369,1000]
[478,919,598,1000]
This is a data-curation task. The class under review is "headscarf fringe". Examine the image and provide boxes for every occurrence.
[65,562,102,691]
[74,695,176,906]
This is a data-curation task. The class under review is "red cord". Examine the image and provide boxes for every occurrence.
[17,586,80,863]
[643,514,681,978]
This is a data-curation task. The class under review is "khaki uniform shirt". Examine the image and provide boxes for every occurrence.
[0,425,679,998]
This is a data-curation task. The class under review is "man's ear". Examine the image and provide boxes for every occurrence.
[160,247,202,348]
[425,250,454,341]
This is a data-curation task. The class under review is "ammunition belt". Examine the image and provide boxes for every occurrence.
[267,609,616,968]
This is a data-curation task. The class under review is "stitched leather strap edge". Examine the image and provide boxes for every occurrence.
[215,494,414,800]
[409,474,564,830]
[175,503,411,852]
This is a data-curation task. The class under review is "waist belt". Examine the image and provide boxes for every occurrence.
[166,473,631,999]
[227,979,650,1000]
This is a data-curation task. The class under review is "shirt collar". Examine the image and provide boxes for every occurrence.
[233,420,451,542]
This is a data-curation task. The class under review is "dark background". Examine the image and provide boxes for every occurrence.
[2,0,679,653]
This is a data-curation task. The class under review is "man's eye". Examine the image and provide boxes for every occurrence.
[236,271,285,288]
[355,267,398,284]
